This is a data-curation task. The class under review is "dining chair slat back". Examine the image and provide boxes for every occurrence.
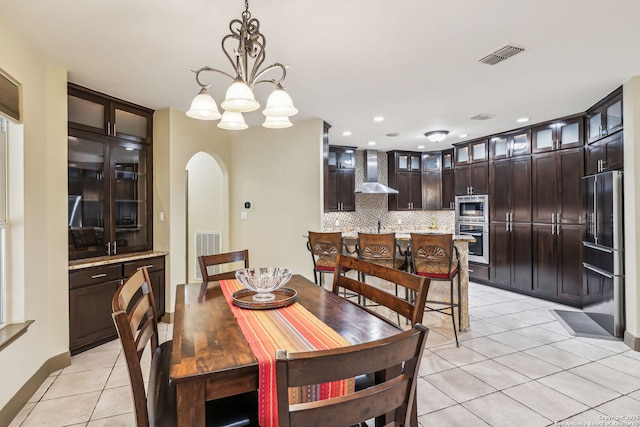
[332,254,430,327]
[198,249,249,283]
[112,268,164,427]
[275,324,429,427]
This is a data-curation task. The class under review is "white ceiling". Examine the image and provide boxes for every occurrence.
[2,0,640,152]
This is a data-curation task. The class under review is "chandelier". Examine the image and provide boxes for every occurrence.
[186,0,297,130]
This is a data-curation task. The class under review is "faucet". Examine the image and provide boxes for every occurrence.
[377,218,381,234]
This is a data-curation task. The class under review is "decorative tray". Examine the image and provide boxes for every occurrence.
[231,288,297,310]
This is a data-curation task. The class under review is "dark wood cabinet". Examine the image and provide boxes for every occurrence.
[490,222,532,291]
[490,156,531,223]
[532,224,585,301]
[454,162,488,196]
[441,169,455,210]
[68,130,153,259]
[68,83,153,144]
[388,151,422,211]
[422,152,441,210]
[455,139,488,166]
[69,255,166,354]
[531,116,583,153]
[68,84,154,260]
[586,88,622,144]
[490,130,530,160]
[531,147,584,225]
[327,145,356,212]
[585,131,623,175]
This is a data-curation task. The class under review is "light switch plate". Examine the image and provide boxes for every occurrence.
[240,211,248,220]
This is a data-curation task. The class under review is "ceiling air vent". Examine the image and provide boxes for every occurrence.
[470,113,494,121]
[479,45,525,65]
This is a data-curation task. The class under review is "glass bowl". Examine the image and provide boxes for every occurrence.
[235,267,292,302]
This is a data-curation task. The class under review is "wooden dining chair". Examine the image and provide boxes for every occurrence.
[198,249,249,283]
[112,267,258,427]
[275,324,429,427]
[307,231,352,287]
[409,233,461,346]
[332,254,430,328]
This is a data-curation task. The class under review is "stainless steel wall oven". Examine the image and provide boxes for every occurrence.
[455,195,489,265]
[456,222,489,265]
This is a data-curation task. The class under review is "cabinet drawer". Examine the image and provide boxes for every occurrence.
[69,264,123,289]
[468,262,489,281]
[123,256,165,277]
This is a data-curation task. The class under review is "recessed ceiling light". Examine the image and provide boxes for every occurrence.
[125,147,134,151]
[373,116,384,122]
[517,117,530,123]
[417,145,425,149]
[342,131,352,136]
[368,141,376,146]
[459,133,468,138]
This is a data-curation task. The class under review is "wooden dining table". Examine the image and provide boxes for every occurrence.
[169,274,404,427]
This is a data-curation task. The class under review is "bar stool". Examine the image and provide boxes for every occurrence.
[409,233,461,346]
[307,231,351,287]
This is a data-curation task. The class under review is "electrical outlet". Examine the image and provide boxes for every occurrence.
[335,220,340,227]
[240,211,248,220]
[397,218,402,225]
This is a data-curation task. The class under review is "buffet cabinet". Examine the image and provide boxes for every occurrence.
[69,255,165,354]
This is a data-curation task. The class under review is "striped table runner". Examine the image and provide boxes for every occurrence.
[219,280,355,427]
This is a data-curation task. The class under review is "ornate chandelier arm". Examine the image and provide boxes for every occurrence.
[192,67,236,89]
[253,63,287,86]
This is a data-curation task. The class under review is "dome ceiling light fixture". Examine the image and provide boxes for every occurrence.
[424,130,449,143]
[186,0,297,130]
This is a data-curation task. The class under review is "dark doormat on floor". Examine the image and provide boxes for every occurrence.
[550,309,620,341]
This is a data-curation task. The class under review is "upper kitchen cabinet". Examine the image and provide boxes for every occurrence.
[68,83,154,144]
[440,149,455,209]
[454,162,488,196]
[585,131,623,175]
[490,155,531,223]
[454,139,488,166]
[388,150,422,211]
[327,145,356,212]
[422,151,441,210]
[586,87,622,144]
[531,115,583,153]
[531,147,584,225]
[442,149,454,170]
[490,130,530,160]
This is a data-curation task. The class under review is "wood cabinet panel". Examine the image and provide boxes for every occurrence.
[69,255,166,354]
[326,145,356,212]
[454,163,488,196]
[388,151,422,211]
[532,147,583,225]
[532,223,558,297]
[441,169,454,210]
[69,279,121,352]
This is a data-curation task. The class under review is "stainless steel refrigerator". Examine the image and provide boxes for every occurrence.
[582,170,624,337]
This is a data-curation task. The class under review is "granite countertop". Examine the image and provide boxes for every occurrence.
[68,250,169,270]
[321,229,475,243]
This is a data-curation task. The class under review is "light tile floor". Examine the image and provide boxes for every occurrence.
[9,282,640,426]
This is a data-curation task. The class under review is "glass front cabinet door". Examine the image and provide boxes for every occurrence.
[68,131,152,259]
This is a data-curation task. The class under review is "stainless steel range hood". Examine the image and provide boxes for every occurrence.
[354,150,399,194]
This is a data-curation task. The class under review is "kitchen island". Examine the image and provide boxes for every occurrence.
[332,230,474,331]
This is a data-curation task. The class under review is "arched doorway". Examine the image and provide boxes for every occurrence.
[185,152,226,283]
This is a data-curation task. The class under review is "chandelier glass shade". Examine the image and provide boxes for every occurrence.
[424,130,449,143]
[186,0,297,129]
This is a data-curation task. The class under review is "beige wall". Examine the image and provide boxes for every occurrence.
[153,109,232,313]
[0,16,68,410]
[229,120,324,278]
[153,111,324,313]
[623,77,640,343]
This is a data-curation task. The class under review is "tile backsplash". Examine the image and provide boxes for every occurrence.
[322,150,455,232]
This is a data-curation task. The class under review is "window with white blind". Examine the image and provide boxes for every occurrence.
[0,117,7,328]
